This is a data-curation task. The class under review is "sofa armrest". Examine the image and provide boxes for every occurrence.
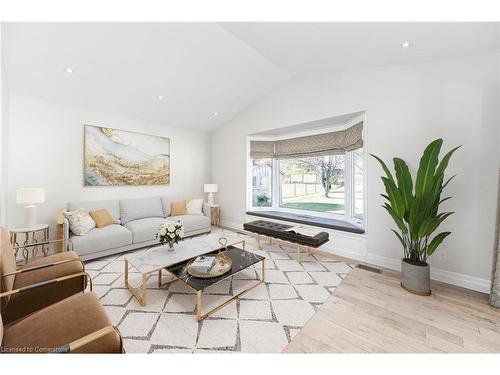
[202,202,212,220]
[63,217,71,250]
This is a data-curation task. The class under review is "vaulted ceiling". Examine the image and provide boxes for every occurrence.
[3,22,498,131]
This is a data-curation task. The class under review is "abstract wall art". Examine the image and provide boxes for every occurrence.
[84,125,170,186]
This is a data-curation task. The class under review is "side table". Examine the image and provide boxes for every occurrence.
[208,204,220,227]
[9,224,50,263]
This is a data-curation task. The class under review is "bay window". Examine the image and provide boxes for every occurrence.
[248,120,365,227]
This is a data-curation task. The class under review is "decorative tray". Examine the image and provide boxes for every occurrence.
[186,252,232,278]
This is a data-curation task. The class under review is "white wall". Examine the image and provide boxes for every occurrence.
[212,54,499,292]
[0,23,9,226]
[7,94,211,232]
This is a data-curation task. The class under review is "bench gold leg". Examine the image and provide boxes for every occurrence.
[256,234,262,250]
[297,244,301,262]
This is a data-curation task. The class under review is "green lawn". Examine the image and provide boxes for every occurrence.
[280,202,344,213]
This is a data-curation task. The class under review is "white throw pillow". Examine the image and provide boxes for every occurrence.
[186,199,204,215]
[63,209,96,236]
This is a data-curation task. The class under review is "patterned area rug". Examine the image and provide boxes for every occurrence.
[84,229,354,353]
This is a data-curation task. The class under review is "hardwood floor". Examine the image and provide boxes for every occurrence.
[284,266,500,353]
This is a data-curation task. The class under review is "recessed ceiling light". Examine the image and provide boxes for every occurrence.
[65,67,74,74]
[157,95,164,100]
[213,112,219,116]
[401,41,412,48]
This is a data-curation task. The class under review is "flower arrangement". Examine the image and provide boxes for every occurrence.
[156,221,184,250]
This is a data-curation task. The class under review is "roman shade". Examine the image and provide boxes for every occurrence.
[249,122,363,159]
[249,140,275,159]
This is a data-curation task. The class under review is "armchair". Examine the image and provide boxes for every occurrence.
[0,291,122,353]
[1,227,88,324]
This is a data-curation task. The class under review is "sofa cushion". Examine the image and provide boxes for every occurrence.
[187,198,204,215]
[68,199,121,224]
[90,209,114,228]
[70,224,132,256]
[2,292,122,353]
[124,217,166,244]
[171,200,187,216]
[170,214,211,234]
[120,197,164,224]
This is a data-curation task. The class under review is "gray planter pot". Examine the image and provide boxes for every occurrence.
[400,259,431,296]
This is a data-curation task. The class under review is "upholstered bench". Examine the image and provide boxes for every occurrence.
[243,220,329,262]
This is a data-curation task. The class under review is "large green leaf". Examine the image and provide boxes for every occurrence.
[382,177,405,218]
[370,154,396,184]
[408,196,428,239]
[434,145,461,179]
[426,232,451,256]
[442,174,457,190]
[415,139,443,198]
[418,217,439,237]
[393,157,413,211]
[391,229,407,250]
[383,204,408,233]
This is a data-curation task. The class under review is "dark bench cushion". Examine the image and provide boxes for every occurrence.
[243,220,329,248]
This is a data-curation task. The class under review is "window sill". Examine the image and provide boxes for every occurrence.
[246,210,365,234]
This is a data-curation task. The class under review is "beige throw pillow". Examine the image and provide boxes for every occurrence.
[186,199,204,215]
[63,209,96,236]
[170,200,187,216]
[89,209,114,228]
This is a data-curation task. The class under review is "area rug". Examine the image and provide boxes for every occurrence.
[84,229,354,353]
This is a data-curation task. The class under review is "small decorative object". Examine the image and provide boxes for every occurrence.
[186,253,232,278]
[16,188,46,227]
[156,221,184,250]
[186,237,233,278]
[371,138,460,295]
[84,125,170,186]
[204,183,218,205]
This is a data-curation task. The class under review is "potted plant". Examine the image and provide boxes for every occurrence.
[371,138,460,295]
[156,220,184,251]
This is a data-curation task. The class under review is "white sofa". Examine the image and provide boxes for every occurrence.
[63,197,211,261]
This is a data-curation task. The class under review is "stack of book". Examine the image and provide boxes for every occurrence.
[190,255,216,273]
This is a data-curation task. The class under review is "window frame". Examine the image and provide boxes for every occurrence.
[246,114,367,230]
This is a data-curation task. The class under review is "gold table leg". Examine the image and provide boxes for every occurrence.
[195,259,266,321]
[124,259,147,306]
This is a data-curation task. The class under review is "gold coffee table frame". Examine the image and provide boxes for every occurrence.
[195,258,264,321]
[125,239,266,320]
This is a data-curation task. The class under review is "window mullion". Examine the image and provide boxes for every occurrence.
[272,158,280,209]
[344,152,353,219]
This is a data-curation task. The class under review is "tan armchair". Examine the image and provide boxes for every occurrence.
[0,227,89,324]
[0,292,123,353]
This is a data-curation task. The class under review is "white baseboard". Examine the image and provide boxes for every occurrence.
[222,219,491,294]
[363,253,491,293]
[430,268,491,293]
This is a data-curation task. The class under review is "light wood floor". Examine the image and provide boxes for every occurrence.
[284,267,500,353]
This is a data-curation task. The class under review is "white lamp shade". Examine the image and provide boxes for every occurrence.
[204,184,218,193]
[16,188,45,205]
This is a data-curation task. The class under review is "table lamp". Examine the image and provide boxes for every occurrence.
[204,184,218,206]
[16,188,45,228]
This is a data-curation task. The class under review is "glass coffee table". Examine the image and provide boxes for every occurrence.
[167,246,265,321]
[124,234,265,320]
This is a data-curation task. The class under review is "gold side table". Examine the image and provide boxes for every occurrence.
[9,224,50,263]
[208,204,220,227]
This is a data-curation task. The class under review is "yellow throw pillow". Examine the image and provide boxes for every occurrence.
[170,200,187,216]
[89,209,114,228]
